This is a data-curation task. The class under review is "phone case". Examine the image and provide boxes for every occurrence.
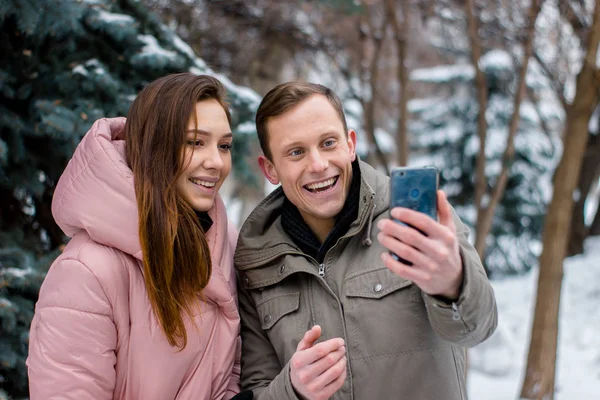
[389,166,439,265]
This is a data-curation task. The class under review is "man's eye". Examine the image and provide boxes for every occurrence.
[290,149,303,156]
[324,140,335,147]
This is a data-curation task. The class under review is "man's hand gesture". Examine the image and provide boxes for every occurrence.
[290,325,347,400]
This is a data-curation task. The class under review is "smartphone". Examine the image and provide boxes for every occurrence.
[389,166,439,265]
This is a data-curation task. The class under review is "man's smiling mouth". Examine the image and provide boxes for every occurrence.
[304,176,339,193]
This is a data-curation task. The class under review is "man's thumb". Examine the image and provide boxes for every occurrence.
[296,325,322,351]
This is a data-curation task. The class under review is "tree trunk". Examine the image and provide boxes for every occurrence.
[360,10,390,173]
[473,0,543,258]
[386,0,410,166]
[590,200,600,236]
[567,133,600,256]
[520,3,600,398]
[465,0,489,213]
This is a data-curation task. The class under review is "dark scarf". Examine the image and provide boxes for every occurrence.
[195,211,213,232]
[281,159,361,263]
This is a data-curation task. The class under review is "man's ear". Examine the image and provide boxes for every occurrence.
[258,155,280,185]
[347,129,357,162]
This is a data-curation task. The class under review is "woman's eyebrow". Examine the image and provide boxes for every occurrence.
[186,129,233,138]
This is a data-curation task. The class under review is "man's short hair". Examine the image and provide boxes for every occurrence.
[255,82,348,160]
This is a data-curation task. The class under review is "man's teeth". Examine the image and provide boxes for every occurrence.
[190,178,216,187]
[306,177,336,191]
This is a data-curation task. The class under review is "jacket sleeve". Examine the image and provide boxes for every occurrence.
[237,279,301,400]
[224,333,242,399]
[422,206,498,348]
[27,258,117,399]
[225,226,242,400]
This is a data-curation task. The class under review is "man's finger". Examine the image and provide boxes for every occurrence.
[381,252,432,284]
[303,346,346,380]
[377,232,434,269]
[296,338,345,366]
[311,354,347,391]
[437,190,456,232]
[321,360,347,399]
[378,220,443,259]
[296,325,322,351]
[388,207,439,237]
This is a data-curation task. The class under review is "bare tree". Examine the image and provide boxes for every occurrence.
[385,0,410,166]
[590,199,600,236]
[567,129,600,255]
[360,4,391,173]
[520,2,600,398]
[465,0,489,214]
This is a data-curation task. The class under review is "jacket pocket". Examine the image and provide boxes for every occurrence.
[345,267,413,300]
[343,267,440,360]
[256,292,300,330]
[255,291,304,364]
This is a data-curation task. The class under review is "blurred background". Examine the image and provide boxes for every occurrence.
[0,0,599,399]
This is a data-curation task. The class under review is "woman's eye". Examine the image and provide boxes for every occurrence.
[219,143,233,151]
[188,140,202,147]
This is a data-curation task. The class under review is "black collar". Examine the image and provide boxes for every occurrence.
[281,159,361,263]
[195,211,213,232]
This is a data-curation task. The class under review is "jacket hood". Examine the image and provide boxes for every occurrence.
[235,160,390,269]
[52,117,231,264]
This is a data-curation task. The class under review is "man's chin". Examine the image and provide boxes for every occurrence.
[305,206,342,221]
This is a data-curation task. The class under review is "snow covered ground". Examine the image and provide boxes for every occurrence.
[468,236,600,399]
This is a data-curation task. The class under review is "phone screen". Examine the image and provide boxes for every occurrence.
[389,166,438,265]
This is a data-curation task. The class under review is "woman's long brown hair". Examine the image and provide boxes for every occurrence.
[124,73,231,349]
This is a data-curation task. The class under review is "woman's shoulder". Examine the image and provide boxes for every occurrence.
[38,232,136,314]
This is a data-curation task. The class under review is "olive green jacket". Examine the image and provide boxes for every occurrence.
[235,161,497,400]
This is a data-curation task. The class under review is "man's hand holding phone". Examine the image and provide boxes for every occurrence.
[377,190,464,301]
[290,325,347,400]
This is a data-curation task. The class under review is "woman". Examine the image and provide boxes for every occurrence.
[27,73,250,399]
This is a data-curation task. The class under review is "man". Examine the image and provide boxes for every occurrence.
[234,82,497,400]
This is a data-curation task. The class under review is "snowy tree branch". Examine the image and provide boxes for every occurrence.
[533,51,568,109]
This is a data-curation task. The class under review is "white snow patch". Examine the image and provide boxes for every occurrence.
[480,49,513,71]
[72,65,88,76]
[468,236,600,399]
[0,267,34,279]
[410,64,474,83]
[137,35,178,61]
[95,9,135,25]
[171,34,196,59]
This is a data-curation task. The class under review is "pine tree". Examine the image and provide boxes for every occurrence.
[0,0,260,397]
[408,50,562,277]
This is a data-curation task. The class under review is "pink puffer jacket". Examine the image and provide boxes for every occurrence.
[27,118,241,399]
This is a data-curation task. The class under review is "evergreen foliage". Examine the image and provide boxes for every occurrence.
[0,0,260,396]
[408,50,563,277]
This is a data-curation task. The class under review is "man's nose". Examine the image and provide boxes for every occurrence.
[307,150,327,173]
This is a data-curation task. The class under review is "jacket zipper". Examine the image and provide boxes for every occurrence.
[317,194,373,400]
